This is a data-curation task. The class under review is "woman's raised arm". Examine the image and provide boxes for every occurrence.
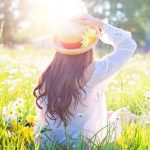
[72,15,137,86]
[90,21,137,85]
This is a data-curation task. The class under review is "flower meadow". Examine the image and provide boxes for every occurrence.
[0,47,150,150]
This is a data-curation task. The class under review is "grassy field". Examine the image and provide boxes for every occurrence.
[0,47,150,150]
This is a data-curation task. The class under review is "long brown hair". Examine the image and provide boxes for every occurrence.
[33,49,94,127]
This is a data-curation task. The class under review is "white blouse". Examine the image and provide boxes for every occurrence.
[34,22,137,147]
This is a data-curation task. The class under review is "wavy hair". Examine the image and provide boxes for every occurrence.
[33,49,94,127]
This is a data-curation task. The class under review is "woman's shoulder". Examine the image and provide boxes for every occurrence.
[84,60,114,87]
[85,60,103,78]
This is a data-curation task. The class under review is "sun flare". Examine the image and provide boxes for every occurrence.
[30,0,87,31]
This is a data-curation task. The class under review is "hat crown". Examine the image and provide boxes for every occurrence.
[57,22,88,43]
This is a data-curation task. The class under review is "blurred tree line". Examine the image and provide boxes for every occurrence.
[0,0,30,47]
[0,0,150,47]
[0,0,52,47]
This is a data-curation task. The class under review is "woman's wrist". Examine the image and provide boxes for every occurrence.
[95,19,104,31]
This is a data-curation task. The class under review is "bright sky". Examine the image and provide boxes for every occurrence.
[30,0,87,30]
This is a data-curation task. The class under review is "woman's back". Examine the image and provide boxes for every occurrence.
[35,61,108,146]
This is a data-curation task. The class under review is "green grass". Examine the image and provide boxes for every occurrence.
[0,47,150,150]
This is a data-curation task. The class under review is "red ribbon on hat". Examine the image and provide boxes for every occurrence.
[60,40,82,49]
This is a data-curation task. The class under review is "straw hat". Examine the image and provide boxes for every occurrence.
[51,21,100,55]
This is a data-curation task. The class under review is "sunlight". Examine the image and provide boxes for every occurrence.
[30,0,87,31]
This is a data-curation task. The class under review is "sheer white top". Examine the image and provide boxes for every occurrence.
[34,22,137,145]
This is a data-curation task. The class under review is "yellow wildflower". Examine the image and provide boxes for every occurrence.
[81,27,97,48]
[21,126,34,143]
[26,115,36,126]
[12,119,23,131]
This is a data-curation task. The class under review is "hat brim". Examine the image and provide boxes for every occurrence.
[51,25,100,55]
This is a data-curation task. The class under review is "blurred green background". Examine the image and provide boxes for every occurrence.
[0,0,150,51]
[0,1,150,149]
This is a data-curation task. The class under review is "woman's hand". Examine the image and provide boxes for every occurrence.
[70,14,104,30]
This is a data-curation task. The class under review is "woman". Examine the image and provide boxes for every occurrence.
[33,15,137,149]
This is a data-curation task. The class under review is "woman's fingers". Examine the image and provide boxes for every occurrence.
[74,19,100,28]
[69,14,103,29]
[70,14,92,22]
[72,19,89,25]
[70,16,85,22]
[71,20,97,29]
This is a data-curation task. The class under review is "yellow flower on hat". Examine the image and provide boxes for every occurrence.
[81,27,97,48]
